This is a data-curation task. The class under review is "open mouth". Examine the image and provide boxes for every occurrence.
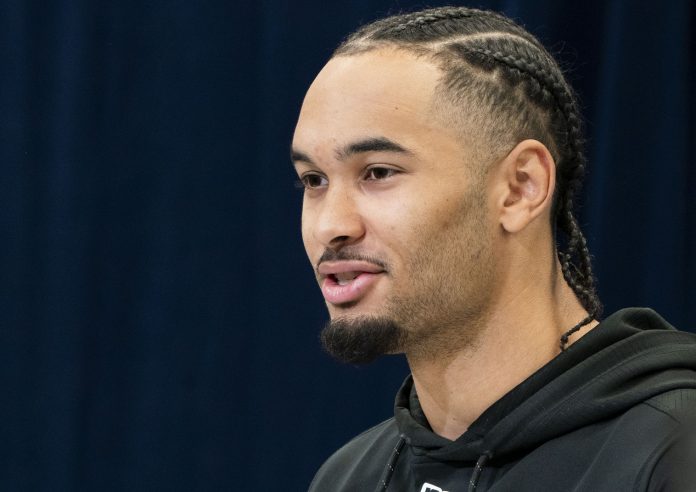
[317,260,386,305]
[329,271,361,286]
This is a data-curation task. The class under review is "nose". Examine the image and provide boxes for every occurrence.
[311,185,365,249]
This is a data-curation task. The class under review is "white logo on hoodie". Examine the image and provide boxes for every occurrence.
[420,483,449,492]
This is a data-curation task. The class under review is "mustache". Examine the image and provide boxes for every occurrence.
[316,249,389,271]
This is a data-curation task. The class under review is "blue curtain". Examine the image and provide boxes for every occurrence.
[1,0,693,490]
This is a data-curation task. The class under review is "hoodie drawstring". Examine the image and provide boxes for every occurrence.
[375,434,407,492]
[377,438,493,492]
[468,451,493,492]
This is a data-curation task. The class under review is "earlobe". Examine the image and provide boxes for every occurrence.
[498,140,555,233]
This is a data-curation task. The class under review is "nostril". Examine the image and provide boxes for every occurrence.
[330,235,351,244]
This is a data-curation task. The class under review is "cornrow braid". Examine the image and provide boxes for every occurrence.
[334,7,602,350]
[346,7,476,37]
[387,9,475,31]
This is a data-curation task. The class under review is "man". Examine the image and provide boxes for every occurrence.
[291,6,696,491]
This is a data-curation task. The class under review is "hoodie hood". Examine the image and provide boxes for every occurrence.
[395,308,696,463]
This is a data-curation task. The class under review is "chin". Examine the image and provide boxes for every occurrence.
[320,312,406,365]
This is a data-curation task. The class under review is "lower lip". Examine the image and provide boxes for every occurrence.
[321,273,381,305]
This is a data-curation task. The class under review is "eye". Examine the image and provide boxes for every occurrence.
[298,173,328,189]
[364,167,399,181]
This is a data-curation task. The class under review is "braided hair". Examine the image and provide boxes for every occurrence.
[334,7,602,350]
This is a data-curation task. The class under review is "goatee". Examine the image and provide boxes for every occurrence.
[320,315,406,364]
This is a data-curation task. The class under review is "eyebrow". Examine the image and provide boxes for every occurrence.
[290,136,414,166]
[290,149,314,165]
[337,137,413,161]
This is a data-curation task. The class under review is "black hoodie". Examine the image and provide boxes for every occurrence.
[308,308,696,491]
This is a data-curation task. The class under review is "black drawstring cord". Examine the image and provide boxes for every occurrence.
[468,451,493,492]
[375,434,407,492]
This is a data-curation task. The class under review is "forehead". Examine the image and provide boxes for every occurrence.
[293,48,458,155]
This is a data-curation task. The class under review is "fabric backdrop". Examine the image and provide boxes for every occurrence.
[1,0,694,490]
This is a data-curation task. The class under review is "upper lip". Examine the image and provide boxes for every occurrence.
[317,260,385,278]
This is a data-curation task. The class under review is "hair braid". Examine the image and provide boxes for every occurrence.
[388,9,475,30]
[334,7,603,350]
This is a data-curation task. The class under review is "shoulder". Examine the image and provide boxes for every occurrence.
[308,418,400,492]
[643,387,696,422]
[642,389,696,491]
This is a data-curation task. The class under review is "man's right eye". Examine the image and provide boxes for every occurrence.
[300,173,328,189]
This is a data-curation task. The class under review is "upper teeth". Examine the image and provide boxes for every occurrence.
[335,272,359,284]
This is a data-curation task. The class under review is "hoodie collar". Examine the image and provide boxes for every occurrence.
[394,308,696,462]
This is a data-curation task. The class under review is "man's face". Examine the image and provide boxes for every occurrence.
[292,49,498,361]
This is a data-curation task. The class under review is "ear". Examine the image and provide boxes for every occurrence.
[495,139,556,233]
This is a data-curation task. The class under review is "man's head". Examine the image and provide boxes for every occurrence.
[292,7,600,363]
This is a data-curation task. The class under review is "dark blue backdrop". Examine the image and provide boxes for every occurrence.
[1,0,694,490]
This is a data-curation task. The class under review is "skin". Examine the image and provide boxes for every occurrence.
[292,48,597,440]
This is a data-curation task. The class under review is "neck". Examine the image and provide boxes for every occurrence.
[406,258,597,441]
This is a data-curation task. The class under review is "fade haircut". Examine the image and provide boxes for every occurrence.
[333,6,602,349]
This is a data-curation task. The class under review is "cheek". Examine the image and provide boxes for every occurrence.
[375,191,463,238]
[362,200,438,267]
[384,194,486,269]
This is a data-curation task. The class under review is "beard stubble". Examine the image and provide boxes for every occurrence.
[320,184,494,365]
